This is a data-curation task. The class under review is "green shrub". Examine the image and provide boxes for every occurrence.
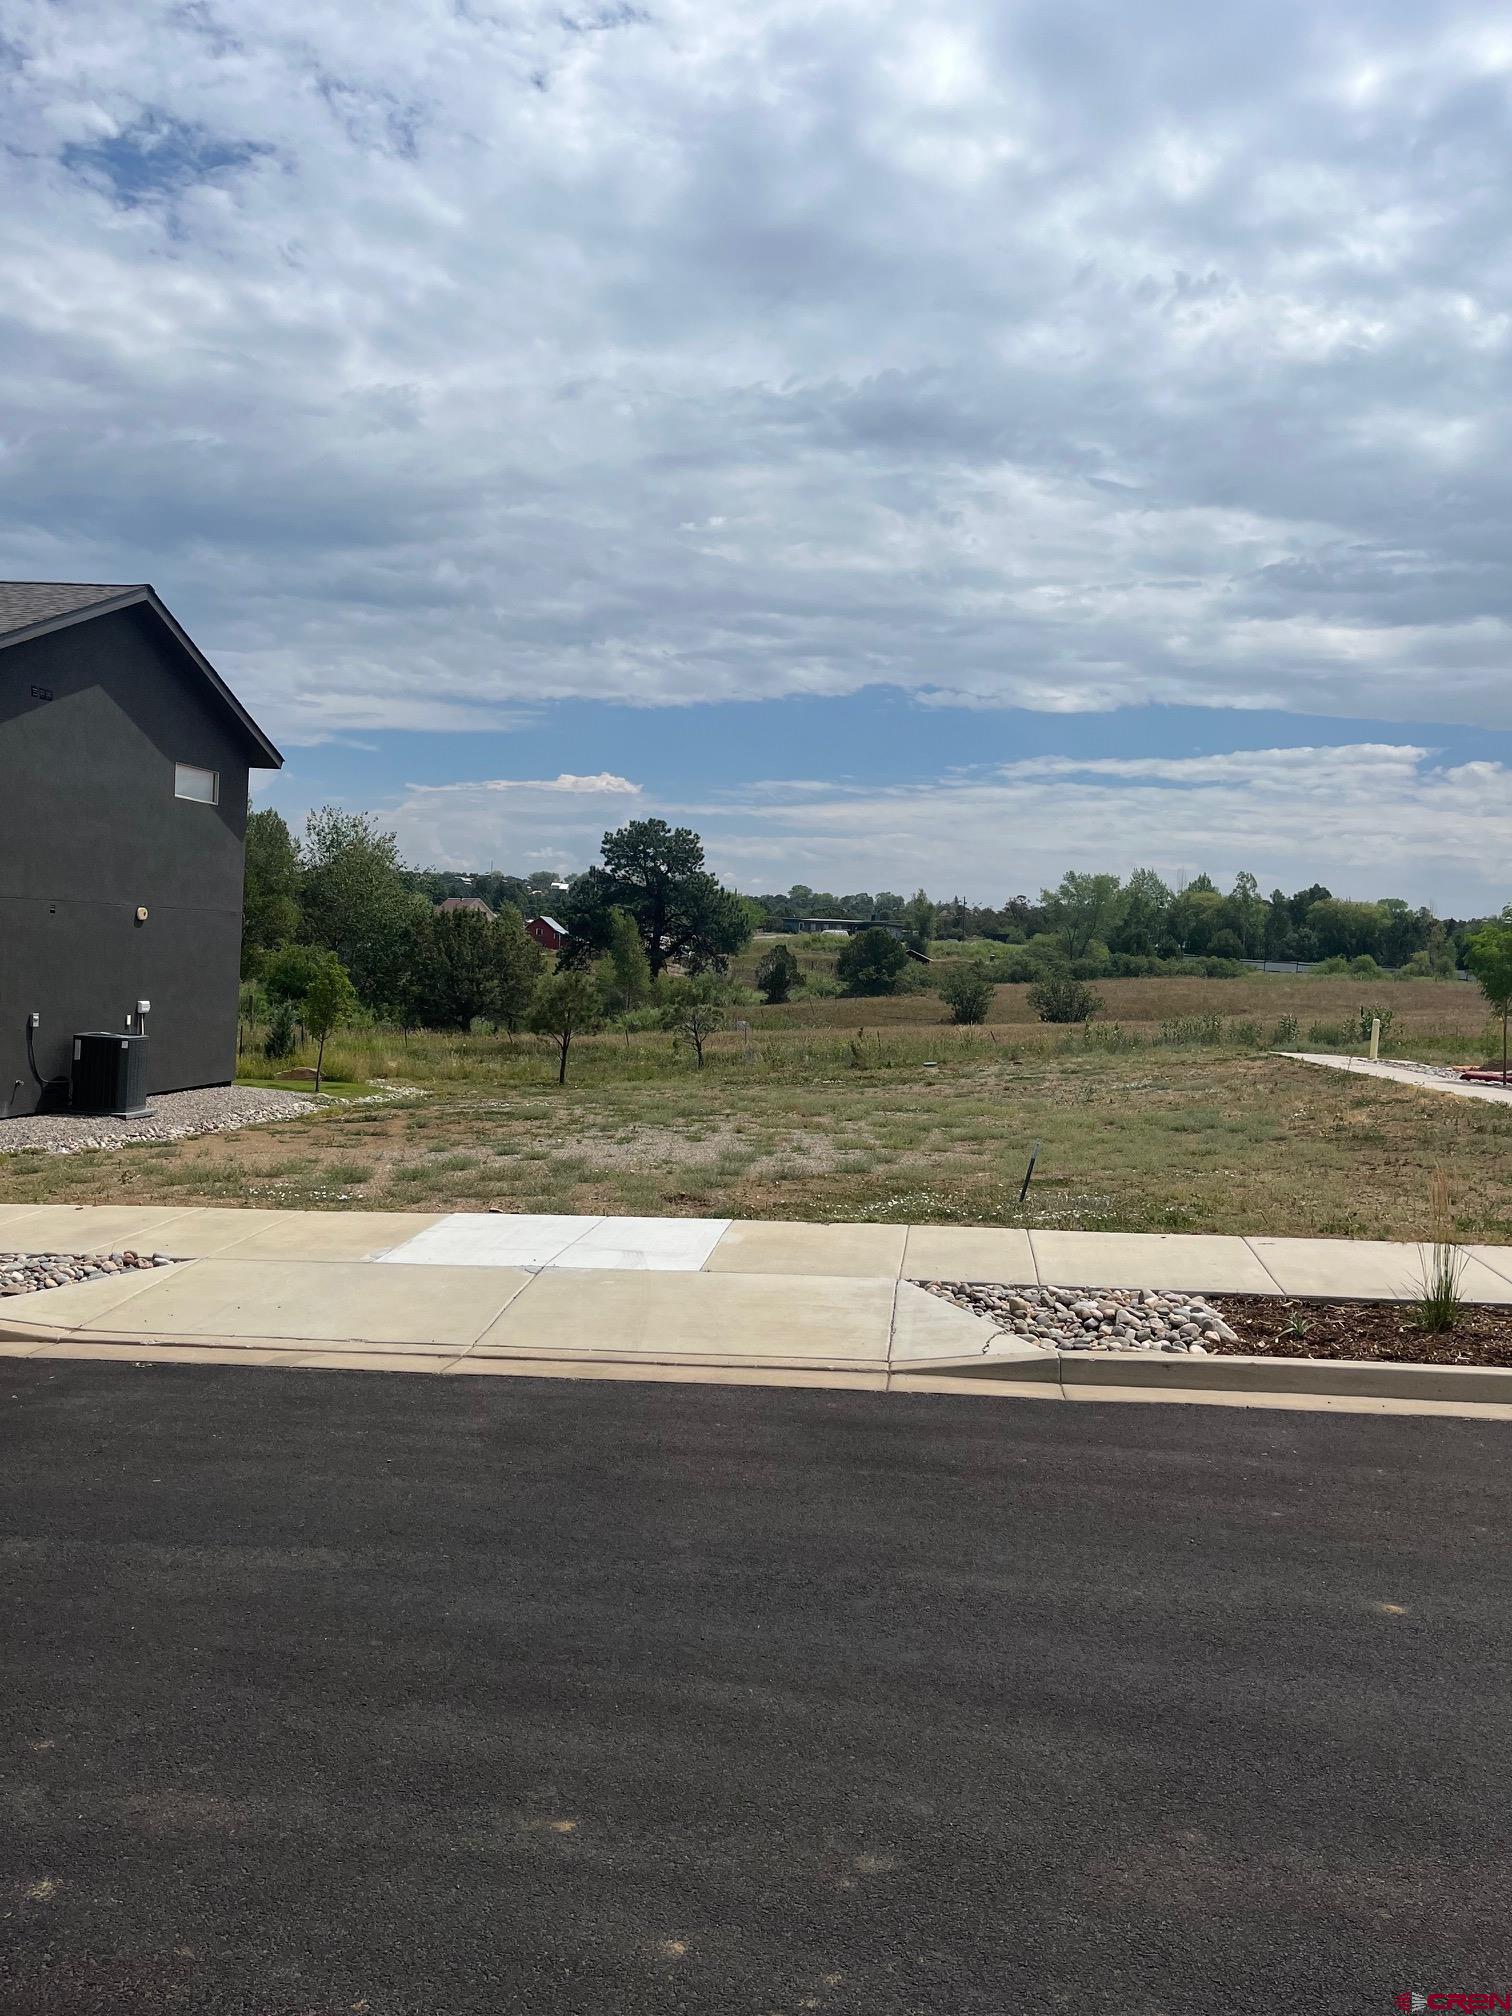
[836,928,909,996]
[264,1000,297,1060]
[1307,1019,1353,1048]
[845,1027,886,1069]
[1079,1020,1135,1050]
[1027,972,1103,1023]
[1270,1014,1300,1048]
[937,966,995,1025]
[1158,1014,1224,1046]
[1356,1003,1395,1044]
[1228,1019,1263,1049]
[754,944,802,1004]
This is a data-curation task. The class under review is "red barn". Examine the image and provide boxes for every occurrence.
[526,914,568,953]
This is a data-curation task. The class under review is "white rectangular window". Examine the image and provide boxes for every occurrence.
[174,763,219,805]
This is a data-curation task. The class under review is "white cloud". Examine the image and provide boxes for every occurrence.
[406,772,641,797]
[375,770,645,871]
[3,1,1512,736]
[681,744,1512,910]
[362,741,1512,909]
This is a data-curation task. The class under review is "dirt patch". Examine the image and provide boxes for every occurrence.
[1215,1296,1512,1368]
[536,1122,847,1174]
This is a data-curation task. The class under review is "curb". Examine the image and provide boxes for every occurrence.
[1054,1349,1512,1406]
[6,1306,1512,1407]
[893,1346,1512,1407]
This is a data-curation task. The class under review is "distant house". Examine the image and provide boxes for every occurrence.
[785,915,907,940]
[435,896,496,920]
[526,915,568,953]
[0,580,282,1116]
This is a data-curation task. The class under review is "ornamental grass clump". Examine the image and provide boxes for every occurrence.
[1412,1168,1466,1335]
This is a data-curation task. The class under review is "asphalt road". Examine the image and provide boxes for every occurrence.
[3,1364,1511,2016]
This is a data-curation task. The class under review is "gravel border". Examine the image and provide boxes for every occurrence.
[0,1250,176,1296]
[921,1281,1238,1354]
[0,1085,316,1155]
[0,1080,423,1156]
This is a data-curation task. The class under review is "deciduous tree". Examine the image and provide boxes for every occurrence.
[1467,911,1512,1083]
[300,807,421,1011]
[241,808,301,976]
[303,954,357,1093]
[1040,871,1123,960]
[659,974,729,1066]
[527,969,602,1085]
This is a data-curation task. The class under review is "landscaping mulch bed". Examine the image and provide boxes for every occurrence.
[1214,1296,1512,1369]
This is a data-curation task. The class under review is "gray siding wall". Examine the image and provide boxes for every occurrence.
[0,607,253,1115]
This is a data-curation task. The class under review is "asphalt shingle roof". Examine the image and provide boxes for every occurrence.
[0,581,145,640]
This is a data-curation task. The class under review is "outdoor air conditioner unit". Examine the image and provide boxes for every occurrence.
[71,1032,149,1117]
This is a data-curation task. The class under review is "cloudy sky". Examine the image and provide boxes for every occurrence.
[5,0,1512,905]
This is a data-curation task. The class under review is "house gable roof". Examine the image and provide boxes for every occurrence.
[529,915,568,935]
[0,580,283,769]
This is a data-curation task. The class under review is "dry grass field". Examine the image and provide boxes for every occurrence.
[0,973,1507,1242]
[752,971,1489,1049]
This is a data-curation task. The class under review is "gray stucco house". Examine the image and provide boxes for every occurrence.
[1,582,282,1117]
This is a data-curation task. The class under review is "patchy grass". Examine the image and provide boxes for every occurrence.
[2,1050,1509,1241]
[233,1072,383,1100]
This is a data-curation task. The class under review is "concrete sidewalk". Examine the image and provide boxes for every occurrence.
[1283,1050,1512,1105]
[5,1200,1512,1297]
[2,1203,1511,1418]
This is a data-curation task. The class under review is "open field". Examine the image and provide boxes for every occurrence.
[1,1023,1509,1242]
[753,970,1490,1048]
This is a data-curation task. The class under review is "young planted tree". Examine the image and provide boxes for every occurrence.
[527,969,602,1085]
[754,943,801,1004]
[659,974,728,1067]
[938,965,994,1025]
[303,954,358,1093]
[1466,912,1512,1083]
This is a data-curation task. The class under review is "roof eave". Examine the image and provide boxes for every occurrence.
[140,589,284,770]
[0,584,284,770]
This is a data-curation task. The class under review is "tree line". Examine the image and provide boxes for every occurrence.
[243,804,1511,1073]
[241,809,765,1078]
[751,870,1487,976]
